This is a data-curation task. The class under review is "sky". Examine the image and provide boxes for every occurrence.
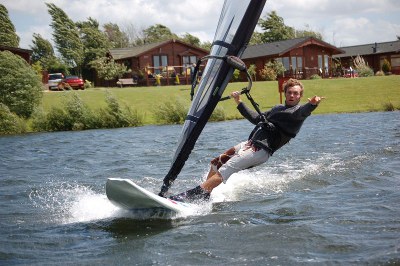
[2,0,400,50]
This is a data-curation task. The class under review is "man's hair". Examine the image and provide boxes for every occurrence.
[283,78,304,96]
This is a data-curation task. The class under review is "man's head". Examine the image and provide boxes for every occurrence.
[283,78,304,106]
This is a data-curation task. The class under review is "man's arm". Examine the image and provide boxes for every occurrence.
[231,91,263,124]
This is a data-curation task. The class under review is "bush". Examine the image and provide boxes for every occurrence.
[84,80,92,89]
[0,51,43,118]
[310,74,322,80]
[99,92,143,128]
[0,103,26,134]
[382,59,391,74]
[154,100,188,124]
[231,69,241,81]
[259,60,285,81]
[353,55,374,77]
[357,66,374,77]
[259,67,276,81]
[383,102,397,111]
[209,106,226,122]
[375,70,385,76]
[31,91,142,132]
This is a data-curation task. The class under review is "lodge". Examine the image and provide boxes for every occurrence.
[333,40,400,75]
[105,39,209,87]
[241,37,345,80]
[0,45,32,63]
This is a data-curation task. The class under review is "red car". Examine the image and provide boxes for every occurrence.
[64,76,84,90]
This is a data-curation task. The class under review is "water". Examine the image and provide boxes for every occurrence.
[0,112,399,265]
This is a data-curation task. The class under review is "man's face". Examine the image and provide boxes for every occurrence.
[285,85,302,106]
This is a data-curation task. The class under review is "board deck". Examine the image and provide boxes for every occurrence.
[106,178,192,213]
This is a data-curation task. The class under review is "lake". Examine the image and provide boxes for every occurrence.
[0,111,399,265]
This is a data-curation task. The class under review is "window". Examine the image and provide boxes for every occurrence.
[281,57,290,70]
[291,56,303,70]
[153,55,168,74]
[391,55,400,67]
[318,55,323,69]
[183,56,197,66]
[318,55,330,75]
[182,55,197,72]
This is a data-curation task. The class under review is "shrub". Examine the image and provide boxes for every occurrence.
[383,102,396,111]
[209,106,226,122]
[31,107,49,132]
[99,92,143,128]
[231,69,241,81]
[0,103,26,135]
[382,59,391,74]
[375,70,385,76]
[31,91,142,132]
[357,66,374,77]
[154,100,188,124]
[84,80,92,89]
[310,74,322,80]
[353,55,374,77]
[259,60,285,81]
[0,51,43,118]
[248,64,257,81]
[259,66,276,81]
[46,106,73,131]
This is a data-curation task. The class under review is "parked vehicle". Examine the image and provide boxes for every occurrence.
[63,76,84,90]
[48,73,64,90]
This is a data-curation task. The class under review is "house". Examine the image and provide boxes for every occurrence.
[107,39,209,86]
[241,37,345,80]
[333,40,400,75]
[0,45,32,64]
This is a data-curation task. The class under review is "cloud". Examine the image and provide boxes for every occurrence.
[2,0,400,49]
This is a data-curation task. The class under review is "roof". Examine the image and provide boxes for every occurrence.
[241,37,344,59]
[109,41,165,60]
[109,39,208,60]
[333,40,400,58]
[0,45,32,54]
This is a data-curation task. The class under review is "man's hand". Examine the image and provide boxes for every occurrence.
[231,91,242,105]
[308,95,325,106]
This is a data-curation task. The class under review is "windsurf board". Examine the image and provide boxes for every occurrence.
[106,178,193,214]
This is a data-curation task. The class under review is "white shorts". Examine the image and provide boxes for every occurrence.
[217,141,270,183]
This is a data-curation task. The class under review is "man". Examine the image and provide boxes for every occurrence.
[170,78,324,202]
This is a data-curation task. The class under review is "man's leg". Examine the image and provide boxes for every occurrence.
[206,146,236,180]
[201,172,223,192]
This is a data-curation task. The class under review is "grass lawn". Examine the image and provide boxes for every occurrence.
[42,75,400,125]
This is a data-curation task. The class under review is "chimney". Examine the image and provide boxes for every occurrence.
[372,42,377,53]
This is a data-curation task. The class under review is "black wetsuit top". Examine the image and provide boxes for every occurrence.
[237,102,317,154]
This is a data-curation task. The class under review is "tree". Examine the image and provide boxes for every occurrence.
[76,18,111,66]
[90,56,130,82]
[258,11,295,42]
[295,24,323,39]
[249,31,264,45]
[0,4,19,47]
[0,51,43,118]
[200,41,212,51]
[143,24,178,44]
[30,33,69,73]
[103,22,129,48]
[46,3,84,75]
[30,33,55,64]
[180,33,201,47]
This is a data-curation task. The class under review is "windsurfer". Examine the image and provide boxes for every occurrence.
[169,78,325,202]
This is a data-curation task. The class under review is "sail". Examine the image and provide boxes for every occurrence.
[159,0,267,196]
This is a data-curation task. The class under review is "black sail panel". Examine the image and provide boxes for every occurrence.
[159,0,267,196]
